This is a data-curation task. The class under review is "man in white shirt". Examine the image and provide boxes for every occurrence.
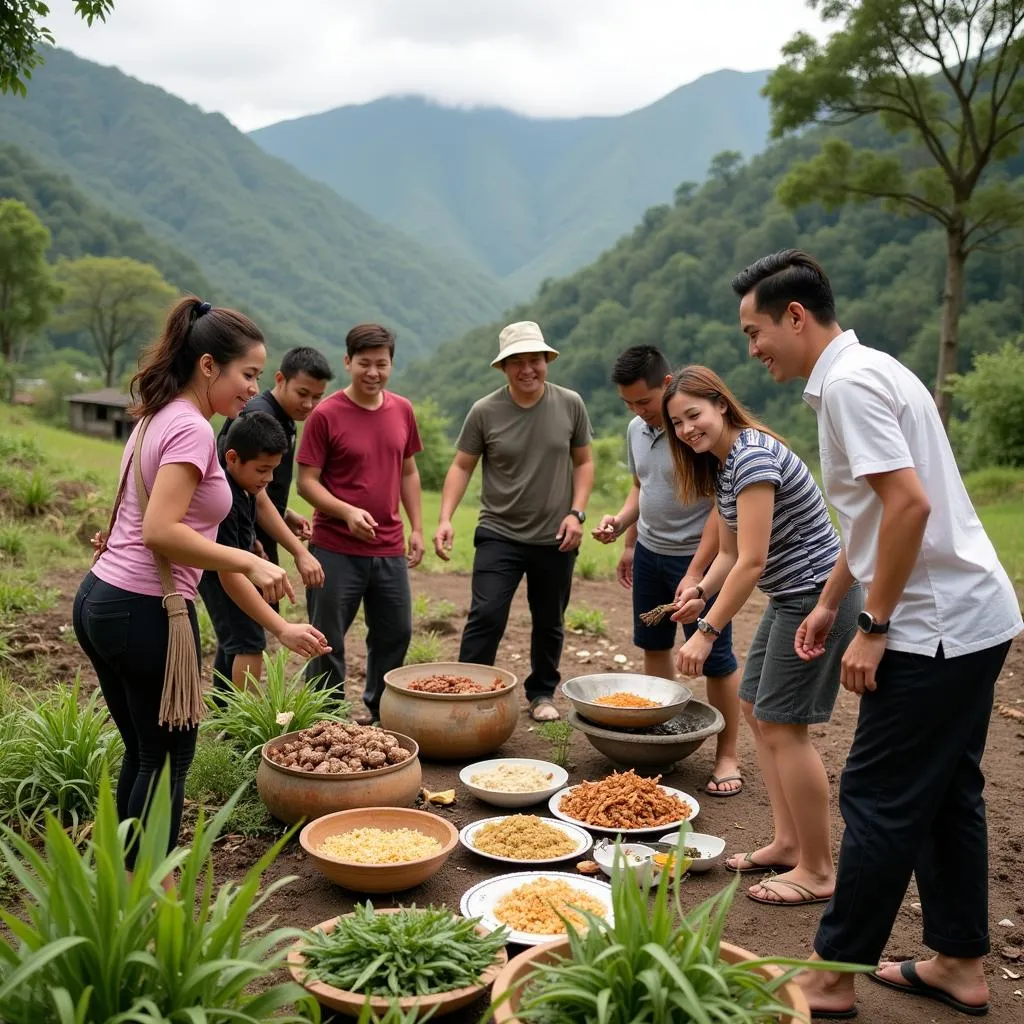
[732,249,1022,1020]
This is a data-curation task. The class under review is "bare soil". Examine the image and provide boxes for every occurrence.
[11,570,1024,1022]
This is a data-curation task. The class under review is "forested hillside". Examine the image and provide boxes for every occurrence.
[0,47,509,363]
[252,70,771,294]
[402,125,1024,449]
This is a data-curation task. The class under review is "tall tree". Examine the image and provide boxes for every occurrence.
[0,198,61,399]
[0,2,114,95]
[54,256,177,386]
[766,0,1024,426]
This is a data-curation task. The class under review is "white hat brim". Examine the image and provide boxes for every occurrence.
[491,340,560,367]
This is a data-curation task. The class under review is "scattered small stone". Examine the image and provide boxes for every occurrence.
[909,902,922,915]
[999,919,1016,928]
[576,650,591,659]
[613,654,627,665]
[1001,945,1022,961]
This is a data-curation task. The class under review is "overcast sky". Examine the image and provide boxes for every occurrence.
[46,0,826,131]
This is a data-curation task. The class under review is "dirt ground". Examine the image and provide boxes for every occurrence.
[14,569,1024,1022]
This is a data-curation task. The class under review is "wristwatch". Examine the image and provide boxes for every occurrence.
[569,508,586,524]
[696,617,721,638]
[856,611,889,635]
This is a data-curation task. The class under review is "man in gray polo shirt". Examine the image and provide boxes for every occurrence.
[594,346,742,796]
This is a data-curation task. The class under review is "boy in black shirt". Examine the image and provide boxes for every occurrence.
[200,413,330,690]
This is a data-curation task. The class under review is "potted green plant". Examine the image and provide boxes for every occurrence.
[489,832,871,1023]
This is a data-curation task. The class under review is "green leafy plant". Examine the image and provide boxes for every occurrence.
[299,903,509,998]
[0,768,319,1023]
[201,649,348,757]
[405,630,444,665]
[15,468,54,515]
[565,605,607,636]
[535,720,574,769]
[195,596,217,655]
[0,576,58,617]
[0,678,122,833]
[574,554,601,581]
[354,998,436,1024]
[411,593,431,621]
[0,521,27,559]
[185,737,275,837]
[502,831,871,1023]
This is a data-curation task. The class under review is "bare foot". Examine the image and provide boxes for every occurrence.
[796,966,856,1017]
[748,867,834,905]
[706,755,742,794]
[874,956,988,1010]
[725,841,798,873]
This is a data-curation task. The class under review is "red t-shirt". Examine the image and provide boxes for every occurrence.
[297,390,423,557]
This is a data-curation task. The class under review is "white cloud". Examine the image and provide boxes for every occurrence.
[44,0,826,130]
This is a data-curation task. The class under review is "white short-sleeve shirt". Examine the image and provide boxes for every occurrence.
[804,331,1022,658]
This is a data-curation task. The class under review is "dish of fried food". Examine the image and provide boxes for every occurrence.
[550,770,695,832]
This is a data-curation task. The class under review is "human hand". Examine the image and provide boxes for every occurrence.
[616,546,634,589]
[433,520,454,561]
[245,555,294,605]
[591,515,620,544]
[286,510,312,540]
[794,604,837,662]
[344,506,378,542]
[407,530,425,568]
[841,631,886,694]
[253,538,267,560]
[676,631,714,677]
[276,622,332,659]
[670,586,705,624]
[90,529,107,564]
[556,514,583,552]
[295,549,325,589]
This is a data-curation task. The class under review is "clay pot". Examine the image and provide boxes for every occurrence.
[256,729,422,824]
[380,662,520,760]
[490,938,810,1024]
[288,909,508,1018]
[299,806,457,893]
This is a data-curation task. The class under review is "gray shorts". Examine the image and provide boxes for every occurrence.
[739,584,862,724]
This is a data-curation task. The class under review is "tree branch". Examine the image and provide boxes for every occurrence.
[839,183,953,223]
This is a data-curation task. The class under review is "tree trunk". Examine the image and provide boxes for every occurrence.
[934,219,966,429]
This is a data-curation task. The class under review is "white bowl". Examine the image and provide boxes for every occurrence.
[657,831,726,873]
[591,840,659,882]
[460,758,569,809]
[460,816,592,866]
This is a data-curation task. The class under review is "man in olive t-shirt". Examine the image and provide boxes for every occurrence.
[433,321,594,721]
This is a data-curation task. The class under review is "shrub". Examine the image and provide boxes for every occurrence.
[565,605,607,635]
[405,630,444,664]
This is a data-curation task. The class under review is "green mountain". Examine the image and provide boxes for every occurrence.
[250,70,772,295]
[0,47,510,363]
[400,126,1024,451]
[0,142,211,296]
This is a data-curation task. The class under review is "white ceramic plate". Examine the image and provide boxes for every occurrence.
[460,870,613,947]
[459,815,592,866]
[547,784,700,834]
[459,758,569,808]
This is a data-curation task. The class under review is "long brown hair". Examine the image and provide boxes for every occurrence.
[129,297,264,418]
[662,365,785,502]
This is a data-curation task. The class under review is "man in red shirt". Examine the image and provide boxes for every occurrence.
[297,324,424,724]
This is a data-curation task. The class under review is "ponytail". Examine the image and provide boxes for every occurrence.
[129,297,264,418]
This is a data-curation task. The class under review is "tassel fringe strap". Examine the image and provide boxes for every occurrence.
[159,593,205,730]
[639,602,677,627]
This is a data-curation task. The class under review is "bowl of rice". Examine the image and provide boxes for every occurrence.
[300,806,458,892]
[459,757,568,808]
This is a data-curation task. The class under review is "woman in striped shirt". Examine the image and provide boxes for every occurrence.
[664,365,861,908]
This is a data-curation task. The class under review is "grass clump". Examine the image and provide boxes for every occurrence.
[565,605,607,635]
[185,737,275,837]
[405,630,444,664]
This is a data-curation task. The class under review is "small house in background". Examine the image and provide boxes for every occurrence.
[67,388,135,441]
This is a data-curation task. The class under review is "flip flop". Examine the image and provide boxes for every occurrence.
[529,697,560,722]
[810,1009,857,1020]
[726,851,797,874]
[866,960,989,1016]
[705,773,743,797]
[746,878,832,907]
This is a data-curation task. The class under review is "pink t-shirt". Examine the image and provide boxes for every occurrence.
[92,400,233,600]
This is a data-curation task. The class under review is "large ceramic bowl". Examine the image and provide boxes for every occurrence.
[490,938,809,1023]
[299,806,458,893]
[459,757,568,808]
[562,673,692,728]
[380,662,519,760]
[568,700,724,768]
[288,910,508,1019]
[256,728,421,824]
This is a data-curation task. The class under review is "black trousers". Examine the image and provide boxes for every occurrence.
[815,640,1012,965]
[458,528,576,703]
[73,572,200,868]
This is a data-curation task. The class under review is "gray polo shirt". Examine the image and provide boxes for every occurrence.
[626,416,711,557]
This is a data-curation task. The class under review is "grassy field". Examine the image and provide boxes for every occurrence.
[5,409,1022,597]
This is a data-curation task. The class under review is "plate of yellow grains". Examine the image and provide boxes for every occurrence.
[459,814,592,865]
[316,828,442,864]
[459,871,613,946]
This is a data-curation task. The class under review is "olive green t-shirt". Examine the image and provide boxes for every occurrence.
[456,384,593,546]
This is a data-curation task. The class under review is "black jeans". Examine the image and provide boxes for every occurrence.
[73,572,200,868]
[815,640,1012,966]
[458,527,576,703]
[304,545,412,715]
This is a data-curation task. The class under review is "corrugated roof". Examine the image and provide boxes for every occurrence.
[66,388,133,408]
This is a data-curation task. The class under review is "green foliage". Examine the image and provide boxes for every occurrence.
[590,435,632,506]
[0,198,61,372]
[195,597,217,655]
[565,605,608,636]
[574,553,605,581]
[0,521,27,559]
[0,768,319,1023]
[201,649,349,757]
[535,720,574,768]
[413,398,453,491]
[0,679,122,833]
[14,467,53,514]
[964,466,1024,506]
[185,737,275,837]
[0,575,58,616]
[405,630,444,665]
[950,340,1024,469]
[53,255,178,386]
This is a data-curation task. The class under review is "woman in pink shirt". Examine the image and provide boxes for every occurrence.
[74,297,299,866]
